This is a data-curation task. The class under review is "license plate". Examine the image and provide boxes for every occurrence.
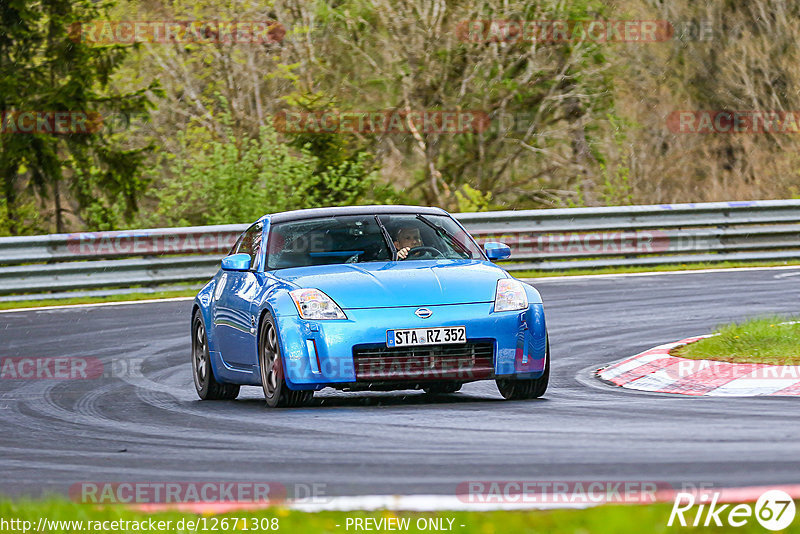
[386,326,466,347]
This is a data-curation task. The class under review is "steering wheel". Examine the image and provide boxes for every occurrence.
[406,246,444,259]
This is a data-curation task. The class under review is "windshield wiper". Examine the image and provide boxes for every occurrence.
[415,214,471,258]
[375,215,398,261]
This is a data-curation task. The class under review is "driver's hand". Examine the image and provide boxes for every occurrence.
[397,247,410,260]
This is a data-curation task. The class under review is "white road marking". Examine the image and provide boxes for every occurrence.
[133,485,800,514]
[287,494,592,512]
[522,265,800,283]
[0,297,194,314]
[774,271,800,279]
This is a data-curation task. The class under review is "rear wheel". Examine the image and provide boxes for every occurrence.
[259,313,313,408]
[496,336,549,400]
[423,382,462,395]
[192,312,240,400]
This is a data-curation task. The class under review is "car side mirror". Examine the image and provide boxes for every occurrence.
[221,253,251,271]
[484,242,511,261]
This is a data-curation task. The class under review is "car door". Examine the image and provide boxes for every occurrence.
[214,222,263,368]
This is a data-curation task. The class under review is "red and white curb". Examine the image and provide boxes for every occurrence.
[597,336,800,396]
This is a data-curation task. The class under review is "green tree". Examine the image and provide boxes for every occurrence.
[0,0,158,235]
[302,0,616,208]
[143,121,397,227]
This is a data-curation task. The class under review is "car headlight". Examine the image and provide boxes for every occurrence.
[493,279,528,312]
[289,289,347,320]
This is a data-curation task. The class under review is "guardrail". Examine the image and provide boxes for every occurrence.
[1,200,799,299]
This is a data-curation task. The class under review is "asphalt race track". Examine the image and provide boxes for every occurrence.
[1,267,799,500]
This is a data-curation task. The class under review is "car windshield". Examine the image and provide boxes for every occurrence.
[266,213,484,269]
[267,215,391,269]
[378,213,484,260]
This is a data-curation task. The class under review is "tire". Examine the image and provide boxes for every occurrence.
[192,311,240,400]
[259,312,313,408]
[496,336,550,400]
[423,382,462,395]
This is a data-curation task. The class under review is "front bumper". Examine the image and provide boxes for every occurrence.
[273,302,547,390]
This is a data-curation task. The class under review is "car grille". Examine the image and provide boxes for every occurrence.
[353,342,494,382]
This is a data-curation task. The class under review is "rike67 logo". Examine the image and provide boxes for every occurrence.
[668,490,796,530]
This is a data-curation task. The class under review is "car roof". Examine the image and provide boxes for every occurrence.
[259,205,449,225]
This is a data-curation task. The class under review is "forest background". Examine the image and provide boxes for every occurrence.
[2,0,798,236]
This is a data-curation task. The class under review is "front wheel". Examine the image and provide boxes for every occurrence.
[259,313,313,408]
[496,336,550,400]
[192,312,240,400]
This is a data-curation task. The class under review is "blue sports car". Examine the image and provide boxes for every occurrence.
[192,206,549,407]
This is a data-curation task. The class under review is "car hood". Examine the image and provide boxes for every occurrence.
[273,260,508,308]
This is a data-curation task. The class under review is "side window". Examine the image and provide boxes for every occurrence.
[228,234,243,256]
[235,222,263,270]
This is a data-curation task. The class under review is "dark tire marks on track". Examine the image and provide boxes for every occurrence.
[1,268,799,499]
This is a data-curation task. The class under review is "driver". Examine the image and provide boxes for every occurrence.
[393,226,424,260]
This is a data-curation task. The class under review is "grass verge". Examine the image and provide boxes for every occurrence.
[1,499,795,534]
[513,259,799,278]
[0,289,197,311]
[672,316,800,365]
